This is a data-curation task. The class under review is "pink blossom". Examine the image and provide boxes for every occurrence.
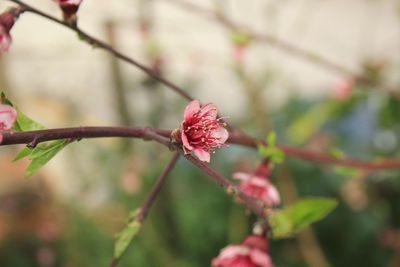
[0,9,18,54]
[232,45,246,62]
[233,172,280,206]
[54,0,83,21]
[0,27,11,54]
[0,100,17,144]
[212,235,274,267]
[332,79,354,100]
[179,100,229,162]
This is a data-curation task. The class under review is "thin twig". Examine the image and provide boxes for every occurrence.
[8,0,194,102]
[109,152,180,267]
[160,0,400,98]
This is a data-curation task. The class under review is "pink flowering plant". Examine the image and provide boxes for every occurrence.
[1,1,377,266]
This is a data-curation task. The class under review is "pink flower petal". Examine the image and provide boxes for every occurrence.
[193,148,210,162]
[266,185,280,205]
[249,249,274,267]
[211,126,229,144]
[233,172,251,181]
[0,27,11,54]
[181,130,193,152]
[198,103,218,121]
[0,104,17,130]
[184,100,200,122]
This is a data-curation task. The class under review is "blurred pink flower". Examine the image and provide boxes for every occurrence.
[232,45,246,62]
[332,79,354,100]
[179,100,228,162]
[0,100,17,144]
[212,235,274,267]
[233,172,280,206]
[0,8,18,54]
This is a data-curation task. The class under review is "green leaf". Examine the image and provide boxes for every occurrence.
[13,106,46,131]
[1,92,46,132]
[267,132,276,146]
[329,147,345,159]
[2,92,69,177]
[230,31,251,46]
[258,132,285,164]
[269,198,338,239]
[334,166,361,178]
[13,147,32,161]
[114,209,142,259]
[26,139,68,177]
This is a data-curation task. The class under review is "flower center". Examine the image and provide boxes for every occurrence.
[184,108,227,152]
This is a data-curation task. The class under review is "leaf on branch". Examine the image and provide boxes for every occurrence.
[230,31,252,46]
[1,92,46,132]
[113,208,142,259]
[269,197,338,239]
[26,140,69,177]
[13,147,32,161]
[258,132,285,164]
[1,92,69,177]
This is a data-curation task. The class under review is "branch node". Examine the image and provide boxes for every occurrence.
[27,136,39,149]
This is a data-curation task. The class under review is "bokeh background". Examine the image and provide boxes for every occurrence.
[0,0,400,266]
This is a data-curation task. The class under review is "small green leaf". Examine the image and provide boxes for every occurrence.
[1,92,46,132]
[13,147,32,161]
[329,147,345,159]
[258,133,285,164]
[14,106,46,131]
[2,92,69,177]
[230,31,251,46]
[114,209,142,259]
[267,132,276,146]
[334,166,361,178]
[77,32,88,42]
[26,140,68,177]
[270,197,338,238]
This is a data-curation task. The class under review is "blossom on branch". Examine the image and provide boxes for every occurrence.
[332,79,354,100]
[233,172,280,207]
[0,8,19,54]
[54,0,83,26]
[0,100,17,144]
[212,235,274,267]
[177,100,229,162]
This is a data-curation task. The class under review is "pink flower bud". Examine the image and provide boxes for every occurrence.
[0,8,19,54]
[54,0,83,25]
[179,100,229,162]
[232,45,246,62]
[212,235,274,267]
[0,100,17,144]
[332,79,354,100]
[233,172,280,207]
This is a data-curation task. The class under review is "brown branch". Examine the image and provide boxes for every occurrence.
[160,0,400,98]
[3,127,400,169]
[109,152,180,267]
[228,131,400,170]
